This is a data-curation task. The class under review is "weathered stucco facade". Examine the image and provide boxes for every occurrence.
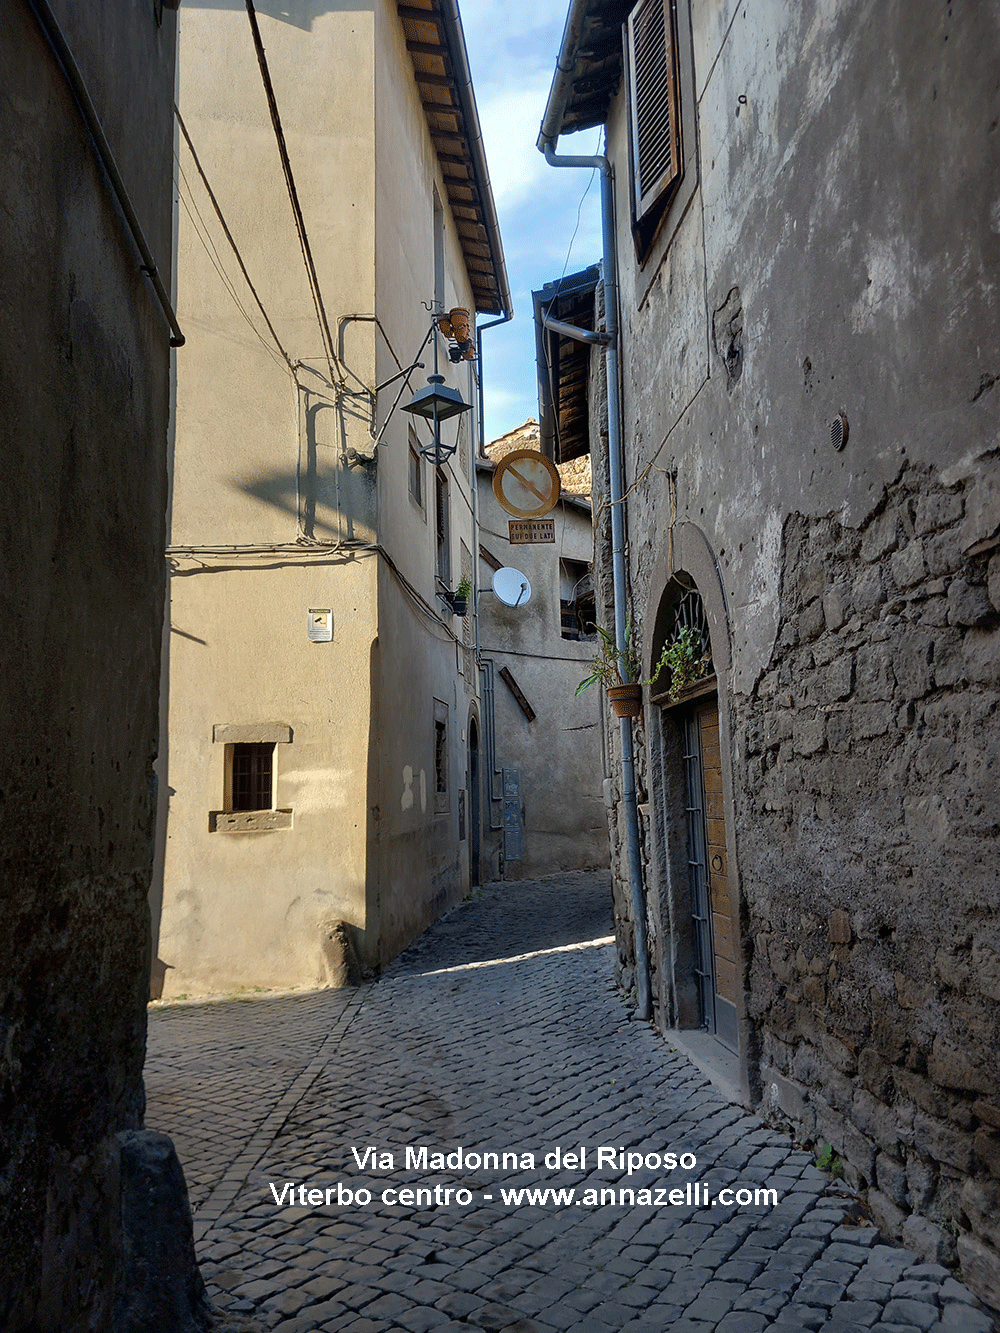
[542,0,1000,1307]
[1,1,208,1327]
[154,0,509,998]
[476,423,608,880]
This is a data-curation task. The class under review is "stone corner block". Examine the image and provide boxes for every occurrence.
[115,1129,211,1333]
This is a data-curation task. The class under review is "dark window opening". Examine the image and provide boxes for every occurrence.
[433,698,449,813]
[230,743,274,811]
[434,720,447,795]
[559,558,596,640]
[408,427,423,509]
[435,468,450,584]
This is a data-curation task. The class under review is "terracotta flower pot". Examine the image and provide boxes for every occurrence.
[607,682,642,718]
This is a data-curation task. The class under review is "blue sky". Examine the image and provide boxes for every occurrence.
[459,0,605,444]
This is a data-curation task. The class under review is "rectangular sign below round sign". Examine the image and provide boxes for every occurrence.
[308,608,333,642]
[508,519,555,544]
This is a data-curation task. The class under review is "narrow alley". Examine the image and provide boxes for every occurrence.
[145,874,993,1333]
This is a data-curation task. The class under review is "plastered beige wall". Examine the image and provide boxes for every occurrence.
[156,0,487,994]
[159,559,377,994]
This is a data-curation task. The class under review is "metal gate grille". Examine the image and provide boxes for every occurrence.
[682,713,715,1033]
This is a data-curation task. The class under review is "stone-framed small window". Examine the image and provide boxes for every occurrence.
[433,699,449,814]
[210,723,293,832]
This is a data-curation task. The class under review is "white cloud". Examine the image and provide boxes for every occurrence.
[478,79,555,212]
[461,0,607,441]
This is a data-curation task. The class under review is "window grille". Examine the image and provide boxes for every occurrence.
[230,743,274,811]
[434,720,447,795]
[433,698,449,812]
[670,579,713,676]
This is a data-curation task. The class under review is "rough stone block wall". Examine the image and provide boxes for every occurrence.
[584,326,664,1014]
[738,459,1000,1293]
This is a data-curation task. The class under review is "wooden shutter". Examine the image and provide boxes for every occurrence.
[627,0,681,220]
[435,468,450,583]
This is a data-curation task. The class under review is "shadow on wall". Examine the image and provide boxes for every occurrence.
[233,453,375,545]
[179,0,371,32]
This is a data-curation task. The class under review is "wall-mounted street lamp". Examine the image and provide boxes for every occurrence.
[403,318,472,467]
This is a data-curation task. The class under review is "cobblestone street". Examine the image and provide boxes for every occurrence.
[145,874,995,1333]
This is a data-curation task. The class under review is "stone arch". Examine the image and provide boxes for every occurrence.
[641,522,751,1100]
[642,521,731,682]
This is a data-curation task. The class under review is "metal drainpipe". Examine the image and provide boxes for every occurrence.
[27,0,184,346]
[537,134,652,1023]
[475,312,512,831]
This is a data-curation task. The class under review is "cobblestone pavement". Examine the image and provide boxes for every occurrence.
[145,873,996,1333]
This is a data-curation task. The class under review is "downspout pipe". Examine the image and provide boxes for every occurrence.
[474,311,512,849]
[537,130,652,1024]
[27,0,184,347]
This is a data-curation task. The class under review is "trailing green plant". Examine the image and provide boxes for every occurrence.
[815,1143,844,1178]
[653,625,710,702]
[576,620,660,696]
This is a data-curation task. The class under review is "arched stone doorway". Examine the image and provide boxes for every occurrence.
[643,525,748,1084]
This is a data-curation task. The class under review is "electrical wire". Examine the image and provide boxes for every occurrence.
[174,160,289,375]
[166,536,460,644]
[245,0,345,387]
[174,105,293,370]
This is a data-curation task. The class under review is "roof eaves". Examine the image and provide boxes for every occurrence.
[533,266,600,462]
[397,1,512,318]
[538,0,631,147]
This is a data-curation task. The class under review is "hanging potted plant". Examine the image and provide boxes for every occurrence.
[449,576,472,617]
[654,626,710,703]
[576,622,654,718]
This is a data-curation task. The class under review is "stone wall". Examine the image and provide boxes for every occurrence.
[0,2,208,1327]
[567,0,1000,1310]
[601,450,1000,1299]
[739,457,1000,1293]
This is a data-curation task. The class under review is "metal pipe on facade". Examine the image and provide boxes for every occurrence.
[26,0,185,347]
[541,311,610,346]
[473,311,512,844]
[537,130,652,1023]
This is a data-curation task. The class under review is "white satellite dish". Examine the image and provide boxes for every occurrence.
[492,566,532,608]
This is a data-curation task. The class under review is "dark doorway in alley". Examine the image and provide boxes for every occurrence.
[468,717,481,885]
[648,562,743,1062]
